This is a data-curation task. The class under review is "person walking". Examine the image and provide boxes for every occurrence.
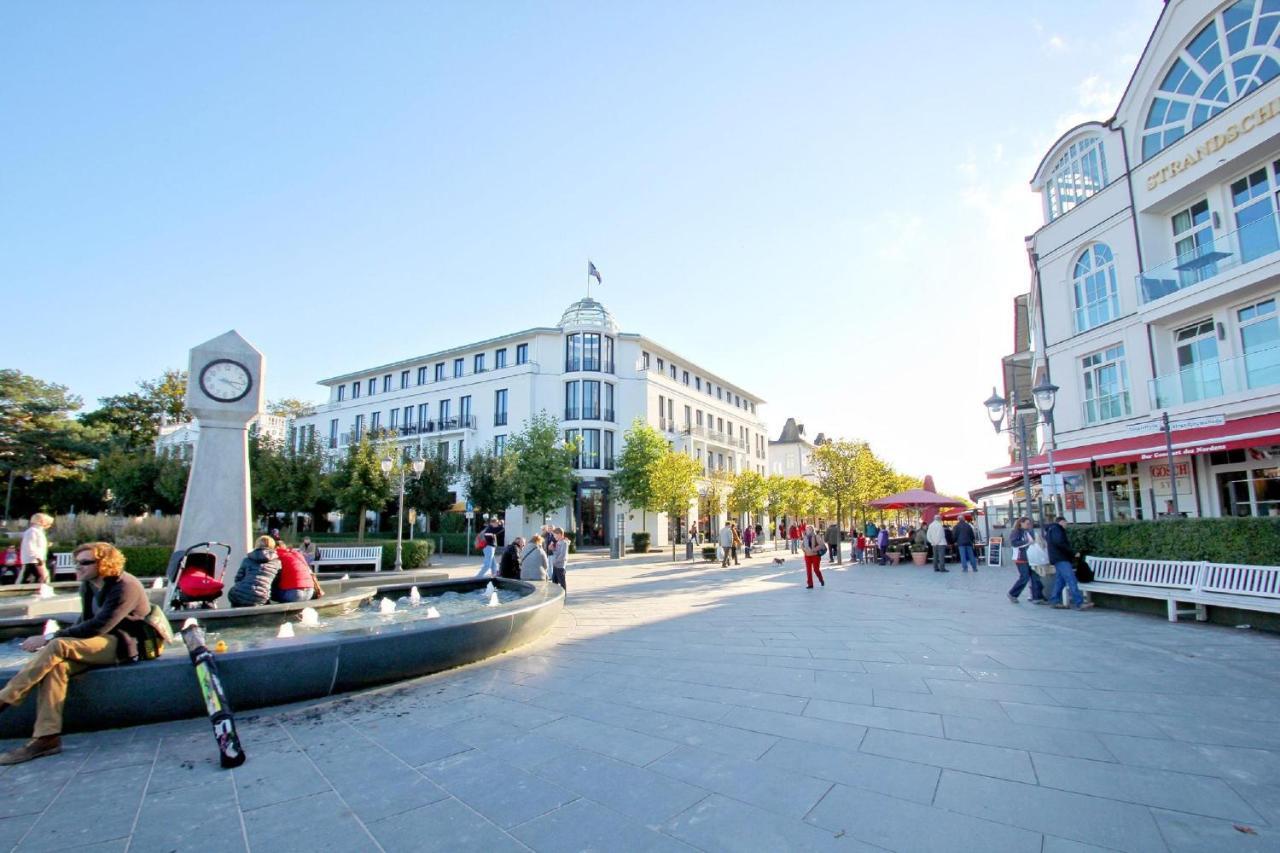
[954,515,978,573]
[742,524,755,558]
[719,521,734,568]
[1045,516,1092,610]
[824,521,841,565]
[688,524,700,546]
[476,518,503,578]
[854,533,867,564]
[926,516,948,572]
[1006,517,1047,604]
[551,526,568,591]
[876,525,889,564]
[19,514,53,585]
[787,523,799,554]
[800,525,826,588]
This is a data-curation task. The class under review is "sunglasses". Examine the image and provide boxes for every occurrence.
[76,559,98,566]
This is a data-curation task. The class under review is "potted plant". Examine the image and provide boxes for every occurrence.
[909,545,928,566]
[888,548,903,565]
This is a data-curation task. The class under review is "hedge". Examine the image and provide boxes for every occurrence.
[631,532,651,553]
[378,540,434,570]
[119,546,172,577]
[1068,517,1280,565]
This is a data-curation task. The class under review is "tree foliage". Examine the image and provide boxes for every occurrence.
[463,448,516,521]
[405,454,456,529]
[94,450,188,515]
[650,450,701,560]
[330,432,396,540]
[507,412,577,525]
[728,470,767,518]
[80,369,189,452]
[612,419,667,531]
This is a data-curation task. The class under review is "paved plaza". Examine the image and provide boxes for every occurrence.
[0,549,1278,852]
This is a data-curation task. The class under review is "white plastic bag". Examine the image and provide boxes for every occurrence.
[715,545,725,562]
[1026,536,1050,566]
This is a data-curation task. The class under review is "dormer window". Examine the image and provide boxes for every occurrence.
[1045,136,1108,221]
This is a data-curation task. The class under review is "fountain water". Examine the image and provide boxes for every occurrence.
[409,586,422,605]
[41,619,59,638]
[484,581,496,596]
[487,591,500,607]
[298,607,320,627]
[379,597,396,615]
[37,584,54,600]
[151,577,165,589]
[276,623,295,639]
[426,606,441,619]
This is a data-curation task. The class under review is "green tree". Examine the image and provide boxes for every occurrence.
[813,439,865,531]
[765,474,788,530]
[507,412,577,526]
[728,470,767,523]
[405,454,456,531]
[463,448,516,521]
[704,470,731,519]
[267,398,313,418]
[80,369,190,451]
[0,370,97,519]
[612,419,667,531]
[94,450,187,515]
[650,450,701,561]
[331,433,396,540]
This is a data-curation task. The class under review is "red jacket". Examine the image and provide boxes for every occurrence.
[275,547,313,591]
[788,525,798,539]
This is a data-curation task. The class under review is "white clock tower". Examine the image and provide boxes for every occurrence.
[176,330,265,591]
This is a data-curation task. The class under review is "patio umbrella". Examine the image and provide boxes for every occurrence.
[867,488,967,519]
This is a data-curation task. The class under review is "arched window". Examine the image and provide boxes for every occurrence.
[1142,0,1280,160]
[1045,136,1108,221]
[1073,244,1120,333]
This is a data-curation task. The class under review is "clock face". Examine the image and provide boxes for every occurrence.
[199,359,253,403]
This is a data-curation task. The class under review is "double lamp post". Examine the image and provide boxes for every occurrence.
[381,455,426,571]
[984,379,1060,529]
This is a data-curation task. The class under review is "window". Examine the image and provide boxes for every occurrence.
[457,440,464,462]
[657,394,664,427]
[641,351,650,369]
[353,414,365,436]
[1082,344,1131,424]
[417,403,429,428]
[494,389,508,426]
[582,381,600,419]
[717,387,723,400]
[494,435,506,455]
[604,431,615,469]
[474,353,485,373]
[565,429,580,467]
[1142,3,1280,161]
[581,429,601,469]
[604,383,614,421]
[368,378,376,396]
[565,381,580,420]
[435,363,445,381]
[439,399,451,427]
[1172,199,1218,287]
[383,375,392,393]
[352,382,361,399]
[603,335,614,372]
[516,343,528,365]
[695,377,702,391]
[495,348,507,369]
[717,417,724,432]
[1231,166,1280,263]
[669,364,676,380]
[403,405,414,428]
[682,370,689,385]
[1044,137,1109,220]
[417,366,428,385]
[437,441,448,462]
[1239,297,1280,389]
[734,394,741,407]
[565,334,581,371]
[453,358,464,378]
[328,419,338,449]
[400,370,410,389]
[459,396,471,427]
[1170,319,1222,404]
[684,405,692,428]
[389,409,399,429]
[657,357,665,373]
[583,333,602,371]
[1072,244,1121,332]
[696,410,704,427]
[337,385,346,402]
[370,411,381,431]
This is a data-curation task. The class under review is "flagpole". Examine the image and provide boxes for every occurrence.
[586,261,591,299]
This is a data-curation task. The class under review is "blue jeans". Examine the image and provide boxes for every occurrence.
[1049,559,1083,607]
[958,545,977,571]
[477,545,496,577]
[1008,562,1044,600]
[276,587,314,603]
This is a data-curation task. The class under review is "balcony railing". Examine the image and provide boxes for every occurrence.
[1081,391,1132,425]
[1148,346,1280,408]
[494,414,508,427]
[1137,209,1280,304]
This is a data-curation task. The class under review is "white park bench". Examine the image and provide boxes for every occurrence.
[53,552,76,579]
[1081,556,1280,622]
[312,545,383,572]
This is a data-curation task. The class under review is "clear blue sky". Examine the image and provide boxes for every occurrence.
[2,1,1161,495]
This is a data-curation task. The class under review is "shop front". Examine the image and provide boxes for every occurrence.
[573,479,610,546]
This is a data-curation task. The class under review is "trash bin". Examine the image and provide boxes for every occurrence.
[686,541,694,561]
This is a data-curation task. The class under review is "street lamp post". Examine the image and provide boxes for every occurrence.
[985,379,1058,528]
[382,455,426,571]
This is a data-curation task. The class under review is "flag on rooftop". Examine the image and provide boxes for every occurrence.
[588,261,602,284]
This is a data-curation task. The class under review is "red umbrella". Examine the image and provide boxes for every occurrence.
[867,489,968,513]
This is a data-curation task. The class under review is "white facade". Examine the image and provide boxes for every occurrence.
[998,0,1280,521]
[155,414,288,461]
[294,298,769,545]
[768,418,821,483]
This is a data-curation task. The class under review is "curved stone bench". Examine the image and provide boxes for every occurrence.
[0,577,562,737]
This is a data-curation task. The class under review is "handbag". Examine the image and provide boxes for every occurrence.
[817,543,828,556]
[1026,537,1050,566]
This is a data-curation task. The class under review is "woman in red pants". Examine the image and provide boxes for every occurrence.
[801,525,825,588]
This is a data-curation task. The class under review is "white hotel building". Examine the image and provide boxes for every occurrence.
[987,0,1280,521]
[294,297,769,545]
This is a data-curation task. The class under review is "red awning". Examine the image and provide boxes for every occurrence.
[985,412,1280,479]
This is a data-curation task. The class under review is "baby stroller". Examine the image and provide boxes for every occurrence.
[165,542,232,610]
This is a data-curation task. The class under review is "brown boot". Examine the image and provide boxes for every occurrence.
[0,735,61,765]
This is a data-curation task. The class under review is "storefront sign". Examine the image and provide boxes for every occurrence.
[1125,414,1226,436]
[986,536,1002,567]
[1146,96,1280,190]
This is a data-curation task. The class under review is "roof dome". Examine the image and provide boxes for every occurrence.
[558,297,619,334]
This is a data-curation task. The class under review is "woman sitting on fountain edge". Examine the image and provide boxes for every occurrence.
[0,542,157,765]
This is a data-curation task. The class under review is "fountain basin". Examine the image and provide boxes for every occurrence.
[0,578,562,736]
[0,586,171,621]
[316,568,448,595]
